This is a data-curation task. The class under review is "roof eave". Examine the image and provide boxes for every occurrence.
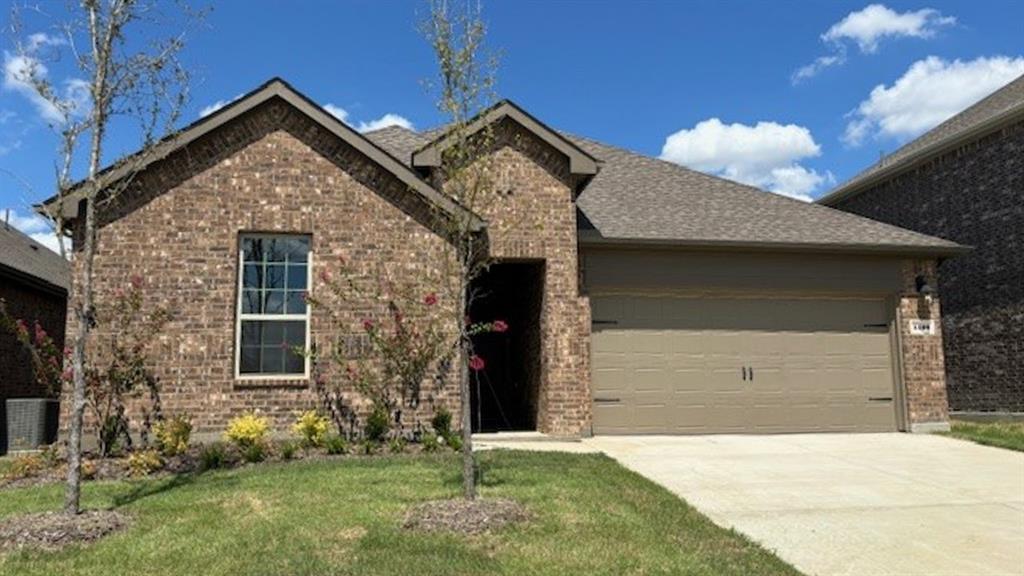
[578,231,972,259]
[819,103,1024,206]
[411,100,599,176]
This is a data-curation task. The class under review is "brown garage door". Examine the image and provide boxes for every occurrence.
[591,295,897,434]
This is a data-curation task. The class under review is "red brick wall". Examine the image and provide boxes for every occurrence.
[897,259,950,430]
[65,101,462,437]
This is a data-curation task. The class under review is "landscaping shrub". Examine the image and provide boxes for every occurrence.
[279,442,298,461]
[388,437,407,454]
[324,435,347,455]
[364,403,390,442]
[291,410,329,448]
[127,450,164,477]
[224,412,269,449]
[446,433,463,452]
[421,431,441,453]
[431,408,452,439]
[241,443,266,464]
[81,460,98,480]
[199,442,228,471]
[4,454,47,480]
[153,414,192,456]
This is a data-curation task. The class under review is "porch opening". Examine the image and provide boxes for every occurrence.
[468,260,544,432]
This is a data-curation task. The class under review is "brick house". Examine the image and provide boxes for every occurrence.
[820,74,1023,416]
[43,78,966,439]
[0,220,70,454]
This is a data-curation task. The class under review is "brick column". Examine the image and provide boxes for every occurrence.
[898,259,950,432]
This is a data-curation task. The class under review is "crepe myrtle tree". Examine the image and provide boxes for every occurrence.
[8,0,201,514]
[302,258,508,447]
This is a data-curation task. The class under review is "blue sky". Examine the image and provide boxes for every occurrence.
[2,0,1022,251]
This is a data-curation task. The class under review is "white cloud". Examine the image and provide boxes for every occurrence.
[323,103,349,122]
[824,4,955,53]
[660,118,826,201]
[356,113,413,133]
[793,4,955,82]
[2,33,89,124]
[198,93,243,117]
[3,208,65,254]
[843,55,1024,146]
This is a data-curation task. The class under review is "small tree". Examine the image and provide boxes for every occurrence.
[9,0,199,514]
[420,0,503,500]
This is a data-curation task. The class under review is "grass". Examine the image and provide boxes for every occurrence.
[0,450,800,576]
[942,420,1024,452]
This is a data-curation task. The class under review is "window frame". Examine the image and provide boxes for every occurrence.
[234,233,313,381]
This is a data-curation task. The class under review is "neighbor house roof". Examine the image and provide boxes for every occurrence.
[367,126,966,257]
[0,221,70,294]
[819,73,1024,206]
[38,78,485,233]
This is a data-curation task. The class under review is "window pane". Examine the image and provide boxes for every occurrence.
[240,347,260,373]
[286,238,309,263]
[284,321,306,349]
[285,349,305,373]
[242,238,263,263]
[266,264,286,289]
[261,347,283,373]
[286,291,306,314]
[240,321,261,346]
[241,289,262,314]
[265,290,285,314]
[265,239,288,263]
[262,321,285,345]
[243,264,262,289]
[287,265,307,290]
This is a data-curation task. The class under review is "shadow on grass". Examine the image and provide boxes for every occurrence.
[109,468,240,509]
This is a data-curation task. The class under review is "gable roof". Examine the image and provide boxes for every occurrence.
[410,100,599,177]
[38,78,485,233]
[820,73,1024,206]
[368,126,966,257]
[0,221,70,293]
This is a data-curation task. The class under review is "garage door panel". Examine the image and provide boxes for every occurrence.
[592,295,897,434]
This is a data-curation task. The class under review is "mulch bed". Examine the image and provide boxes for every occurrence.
[0,510,130,552]
[403,498,529,534]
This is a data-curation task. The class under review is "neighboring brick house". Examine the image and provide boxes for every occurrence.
[0,220,70,454]
[43,78,965,439]
[820,74,1023,415]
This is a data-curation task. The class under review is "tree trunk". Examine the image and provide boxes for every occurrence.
[64,198,96,515]
[459,239,476,500]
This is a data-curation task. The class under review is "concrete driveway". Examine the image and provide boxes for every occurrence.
[585,433,1024,576]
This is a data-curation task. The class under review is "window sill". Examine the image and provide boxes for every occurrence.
[233,376,310,389]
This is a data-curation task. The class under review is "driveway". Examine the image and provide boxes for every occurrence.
[585,433,1024,576]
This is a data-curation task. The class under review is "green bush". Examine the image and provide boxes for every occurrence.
[364,404,390,442]
[127,449,164,477]
[388,437,407,454]
[241,442,267,463]
[154,414,193,456]
[324,435,347,455]
[446,433,463,452]
[431,408,452,439]
[421,431,441,453]
[280,442,298,460]
[291,410,329,448]
[358,439,378,455]
[199,442,228,471]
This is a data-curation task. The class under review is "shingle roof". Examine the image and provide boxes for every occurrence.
[0,222,70,292]
[821,73,1024,205]
[367,126,965,256]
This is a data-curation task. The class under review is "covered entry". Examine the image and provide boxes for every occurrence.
[591,294,898,434]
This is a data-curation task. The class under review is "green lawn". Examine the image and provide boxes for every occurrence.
[943,420,1024,452]
[0,450,799,575]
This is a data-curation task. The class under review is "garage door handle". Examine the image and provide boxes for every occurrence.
[592,319,618,325]
[868,397,893,402]
[594,397,621,404]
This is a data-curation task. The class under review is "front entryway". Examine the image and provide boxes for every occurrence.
[469,261,544,432]
[590,295,898,434]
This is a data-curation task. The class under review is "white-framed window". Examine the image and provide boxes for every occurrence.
[235,234,312,379]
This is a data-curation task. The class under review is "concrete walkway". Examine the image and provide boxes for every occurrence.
[585,433,1024,576]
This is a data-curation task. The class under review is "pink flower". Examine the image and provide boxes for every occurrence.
[33,322,48,345]
[319,269,332,283]
[492,320,508,333]
[362,318,374,331]
[468,355,485,372]
[423,292,438,306]
[14,319,28,338]
[130,275,143,289]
